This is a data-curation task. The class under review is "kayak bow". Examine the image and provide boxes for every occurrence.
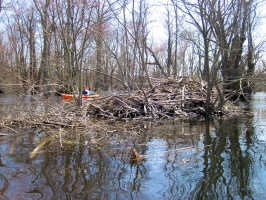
[61,93,100,100]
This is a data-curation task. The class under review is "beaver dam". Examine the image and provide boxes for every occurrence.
[1,77,251,131]
[85,77,249,120]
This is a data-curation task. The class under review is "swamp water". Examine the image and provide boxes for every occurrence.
[0,92,266,200]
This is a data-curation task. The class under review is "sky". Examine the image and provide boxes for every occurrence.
[148,0,169,42]
[147,0,266,59]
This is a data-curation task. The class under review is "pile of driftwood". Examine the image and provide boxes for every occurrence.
[84,77,243,120]
[0,77,250,133]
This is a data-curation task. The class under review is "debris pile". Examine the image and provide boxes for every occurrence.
[85,77,239,119]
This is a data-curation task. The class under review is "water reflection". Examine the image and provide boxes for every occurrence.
[191,117,254,199]
[0,93,266,199]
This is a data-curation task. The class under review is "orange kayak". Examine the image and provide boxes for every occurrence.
[61,93,100,100]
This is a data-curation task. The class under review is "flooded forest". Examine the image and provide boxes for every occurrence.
[1,0,266,199]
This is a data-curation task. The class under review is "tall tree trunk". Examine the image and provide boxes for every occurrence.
[34,0,51,90]
[95,24,103,90]
[28,14,37,85]
[218,0,250,98]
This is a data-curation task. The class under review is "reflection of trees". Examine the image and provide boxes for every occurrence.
[34,131,148,199]
[190,117,254,199]
[2,117,258,199]
[38,134,107,199]
[153,119,205,199]
[0,121,151,199]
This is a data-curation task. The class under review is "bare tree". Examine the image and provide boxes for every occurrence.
[131,0,153,89]
[212,0,252,98]
[92,0,114,91]
[33,0,51,89]
[106,0,153,90]
[174,0,219,113]
[4,3,38,93]
[0,0,264,104]
[52,0,96,106]
[171,0,263,112]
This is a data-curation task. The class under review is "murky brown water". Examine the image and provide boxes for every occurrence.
[0,92,266,200]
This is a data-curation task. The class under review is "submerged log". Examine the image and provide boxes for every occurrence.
[130,148,140,161]
[130,148,145,164]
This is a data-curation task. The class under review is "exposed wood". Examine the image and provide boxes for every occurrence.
[85,77,243,119]
[0,77,251,130]
[130,148,144,164]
